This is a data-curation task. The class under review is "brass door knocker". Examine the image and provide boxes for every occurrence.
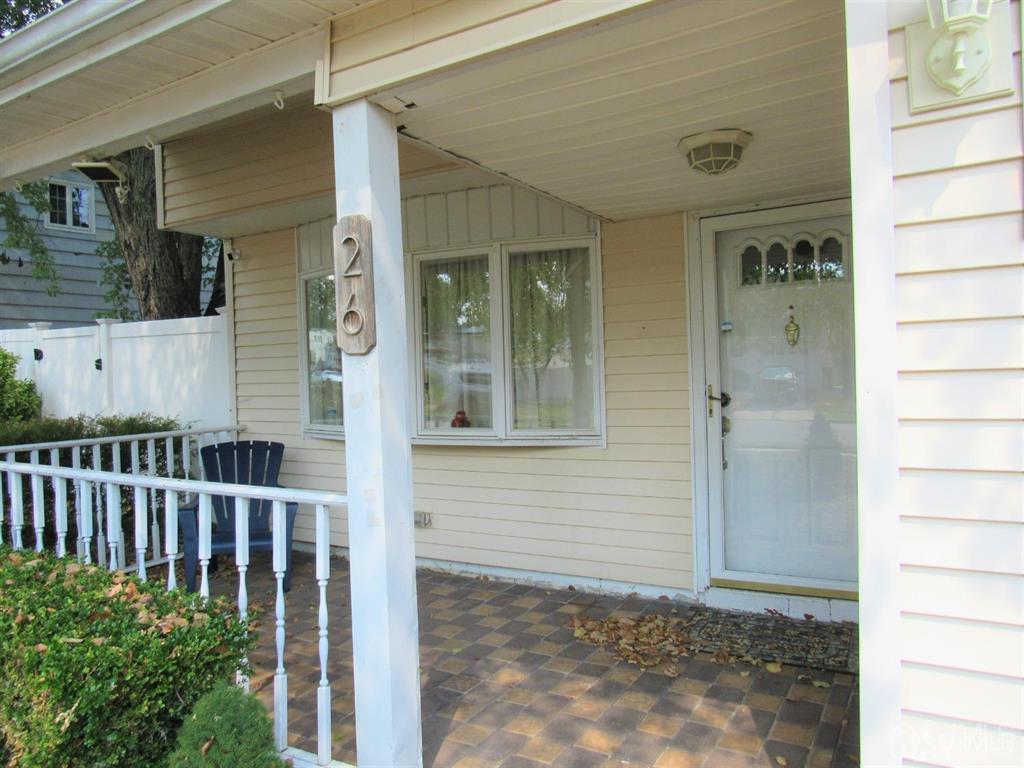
[784,305,800,347]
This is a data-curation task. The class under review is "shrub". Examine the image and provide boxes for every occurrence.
[167,682,286,768]
[0,349,42,423]
[0,413,180,450]
[0,549,252,768]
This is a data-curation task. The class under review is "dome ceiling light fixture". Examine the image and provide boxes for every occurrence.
[677,129,752,176]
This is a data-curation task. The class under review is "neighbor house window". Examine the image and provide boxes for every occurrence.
[45,180,94,232]
[301,273,344,435]
[412,238,602,443]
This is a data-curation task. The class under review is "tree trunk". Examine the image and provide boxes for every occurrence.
[204,241,226,316]
[99,147,204,320]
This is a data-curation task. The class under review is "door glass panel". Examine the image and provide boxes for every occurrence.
[792,239,816,281]
[740,245,763,286]
[820,237,845,280]
[715,219,857,584]
[765,242,788,283]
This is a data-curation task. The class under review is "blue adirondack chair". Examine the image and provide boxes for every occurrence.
[178,440,298,593]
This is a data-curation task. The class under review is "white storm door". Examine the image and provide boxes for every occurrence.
[701,202,858,594]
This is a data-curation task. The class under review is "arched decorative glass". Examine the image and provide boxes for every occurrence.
[740,244,763,286]
[765,242,788,284]
[792,238,816,281]
[820,236,845,280]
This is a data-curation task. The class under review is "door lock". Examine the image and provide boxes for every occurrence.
[707,385,731,417]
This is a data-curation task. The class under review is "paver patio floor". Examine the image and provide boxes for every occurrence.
[218,553,858,768]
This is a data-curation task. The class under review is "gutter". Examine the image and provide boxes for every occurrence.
[0,0,234,108]
[0,0,153,79]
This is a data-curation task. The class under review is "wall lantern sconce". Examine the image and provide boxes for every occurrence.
[906,0,1012,113]
[677,129,752,176]
[924,0,992,95]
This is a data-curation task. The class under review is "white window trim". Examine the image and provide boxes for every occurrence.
[43,178,96,234]
[407,233,606,448]
[297,266,345,441]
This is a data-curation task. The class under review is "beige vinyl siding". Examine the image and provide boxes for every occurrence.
[888,5,1024,765]
[231,212,692,591]
[160,105,458,232]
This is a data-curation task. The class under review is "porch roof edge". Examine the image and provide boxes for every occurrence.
[0,0,172,83]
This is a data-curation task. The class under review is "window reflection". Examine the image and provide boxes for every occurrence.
[305,274,343,428]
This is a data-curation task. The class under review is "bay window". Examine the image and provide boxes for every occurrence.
[412,237,603,444]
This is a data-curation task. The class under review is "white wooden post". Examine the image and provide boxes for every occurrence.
[845,2,902,764]
[95,319,120,416]
[331,99,423,768]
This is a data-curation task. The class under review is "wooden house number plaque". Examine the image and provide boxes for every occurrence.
[333,215,376,355]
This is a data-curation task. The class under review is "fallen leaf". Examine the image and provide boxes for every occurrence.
[765,662,783,674]
[812,680,831,689]
[775,757,788,766]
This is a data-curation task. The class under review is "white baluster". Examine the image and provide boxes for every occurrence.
[165,437,175,478]
[198,493,211,600]
[55,477,68,558]
[30,450,44,552]
[79,481,93,565]
[134,485,147,581]
[49,448,60,553]
[165,491,178,591]
[235,496,250,692]
[316,504,331,766]
[112,446,125,569]
[9,460,23,550]
[71,448,83,560]
[147,439,160,560]
[92,446,105,565]
[272,500,288,751]
[182,436,191,480]
[106,482,121,571]
[0,458,6,548]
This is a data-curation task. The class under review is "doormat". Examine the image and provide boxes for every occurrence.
[570,607,857,674]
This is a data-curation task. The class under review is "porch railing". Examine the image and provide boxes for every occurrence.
[1,425,241,567]
[0,450,348,767]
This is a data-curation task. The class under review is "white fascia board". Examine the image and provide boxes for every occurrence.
[0,0,234,106]
[322,0,656,108]
[0,29,321,189]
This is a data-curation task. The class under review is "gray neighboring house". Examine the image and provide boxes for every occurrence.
[0,169,117,329]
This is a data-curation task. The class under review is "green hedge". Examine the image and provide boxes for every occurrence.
[0,413,181,450]
[0,549,252,768]
[168,682,286,768]
[0,415,184,553]
[0,349,41,424]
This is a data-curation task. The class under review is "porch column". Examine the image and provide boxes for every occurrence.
[331,99,423,768]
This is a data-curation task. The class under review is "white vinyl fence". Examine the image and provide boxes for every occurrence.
[0,315,231,427]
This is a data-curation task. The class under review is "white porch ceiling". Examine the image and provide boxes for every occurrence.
[372,0,851,221]
[0,0,370,159]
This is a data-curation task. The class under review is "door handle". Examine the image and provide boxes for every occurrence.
[707,385,731,417]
